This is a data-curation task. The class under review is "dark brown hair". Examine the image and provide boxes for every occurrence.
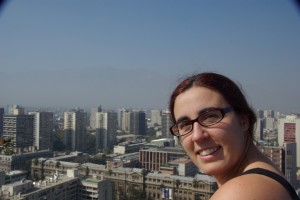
[169,72,257,139]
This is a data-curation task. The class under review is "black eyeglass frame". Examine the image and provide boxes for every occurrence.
[170,107,234,137]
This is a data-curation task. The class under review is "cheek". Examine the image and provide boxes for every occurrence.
[180,137,193,153]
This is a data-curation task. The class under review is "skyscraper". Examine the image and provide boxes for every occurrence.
[95,111,117,151]
[28,111,53,150]
[150,109,162,127]
[64,109,86,152]
[130,110,146,135]
[0,108,4,136]
[3,115,34,149]
[90,106,102,129]
[278,114,300,168]
[117,108,126,130]
[161,110,173,138]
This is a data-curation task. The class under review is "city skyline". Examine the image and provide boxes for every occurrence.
[1,1,300,113]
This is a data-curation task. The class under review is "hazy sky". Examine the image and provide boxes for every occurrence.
[0,0,300,113]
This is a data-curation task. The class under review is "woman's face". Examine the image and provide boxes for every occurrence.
[173,86,248,178]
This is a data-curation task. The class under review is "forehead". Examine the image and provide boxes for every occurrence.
[174,86,227,119]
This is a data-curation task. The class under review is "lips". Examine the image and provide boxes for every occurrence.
[198,146,221,156]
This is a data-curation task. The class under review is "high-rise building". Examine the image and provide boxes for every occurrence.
[117,108,126,130]
[3,115,34,149]
[9,105,25,115]
[64,109,86,152]
[28,111,54,150]
[150,109,161,127]
[121,111,131,133]
[264,110,275,118]
[161,110,173,138]
[254,118,264,141]
[89,106,102,129]
[257,143,298,189]
[278,114,300,168]
[95,111,117,151]
[0,108,4,136]
[283,142,298,188]
[264,117,276,130]
[130,110,146,135]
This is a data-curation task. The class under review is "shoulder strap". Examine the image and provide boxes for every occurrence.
[243,168,299,200]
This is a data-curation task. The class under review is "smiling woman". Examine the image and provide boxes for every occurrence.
[168,72,299,200]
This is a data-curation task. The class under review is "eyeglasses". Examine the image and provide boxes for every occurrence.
[170,107,233,137]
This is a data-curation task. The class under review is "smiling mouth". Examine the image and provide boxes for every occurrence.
[198,146,221,156]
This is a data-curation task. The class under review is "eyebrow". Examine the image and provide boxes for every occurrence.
[175,107,216,124]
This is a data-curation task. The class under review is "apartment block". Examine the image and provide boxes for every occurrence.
[64,109,86,152]
[278,114,300,168]
[28,111,53,150]
[3,115,34,149]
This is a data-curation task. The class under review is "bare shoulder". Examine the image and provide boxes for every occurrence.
[210,173,291,200]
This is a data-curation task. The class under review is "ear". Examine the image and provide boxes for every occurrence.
[240,115,249,132]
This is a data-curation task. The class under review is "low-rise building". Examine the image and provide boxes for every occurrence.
[0,150,53,172]
[139,146,187,171]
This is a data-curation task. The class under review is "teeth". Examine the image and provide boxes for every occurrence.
[199,147,219,156]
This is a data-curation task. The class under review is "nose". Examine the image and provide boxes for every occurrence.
[191,121,209,142]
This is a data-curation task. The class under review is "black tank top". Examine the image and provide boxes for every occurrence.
[242,168,299,200]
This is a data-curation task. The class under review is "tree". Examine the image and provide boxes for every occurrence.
[55,161,61,169]
[174,179,181,200]
[141,168,148,199]
[52,129,65,151]
[85,166,90,176]
[0,137,15,155]
[127,185,144,200]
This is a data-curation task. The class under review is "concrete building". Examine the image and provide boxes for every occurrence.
[117,108,126,130]
[0,170,79,199]
[113,141,146,154]
[130,110,146,135]
[0,107,4,136]
[95,111,117,151]
[0,150,53,172]
[161,110,173,138]
[9,105,25,115]
[90,106,102,129]
[3,115,34,149]
[150,109,162,127]
[28,111,53,150]
[168,157,198,177]
[64,108,86,152]
[146,172,217,200]
[29,158,217,200]
[106,152,140,168]
[4,171,28,185]
[257,143,298,189]
[254,117,264,141]
[121,111,131,133]
[278,114,300,168]
[139,146,187,171]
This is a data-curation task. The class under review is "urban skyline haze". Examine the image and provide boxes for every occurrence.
[1,1,300,113]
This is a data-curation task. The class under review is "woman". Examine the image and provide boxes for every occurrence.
[169,72,299,199]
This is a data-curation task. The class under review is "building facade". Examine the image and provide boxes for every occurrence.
[278,114,300,168]
[139,147,187,171]
[161,110,173,139]
[3,115,34,149]
[64,109,86,152]
[95,111,117,151]
[28,111,53,150]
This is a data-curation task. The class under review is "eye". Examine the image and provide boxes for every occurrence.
[199,110,221,124]
[178,121,192,131]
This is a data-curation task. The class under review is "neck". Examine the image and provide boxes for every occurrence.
[215,139,260,186]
